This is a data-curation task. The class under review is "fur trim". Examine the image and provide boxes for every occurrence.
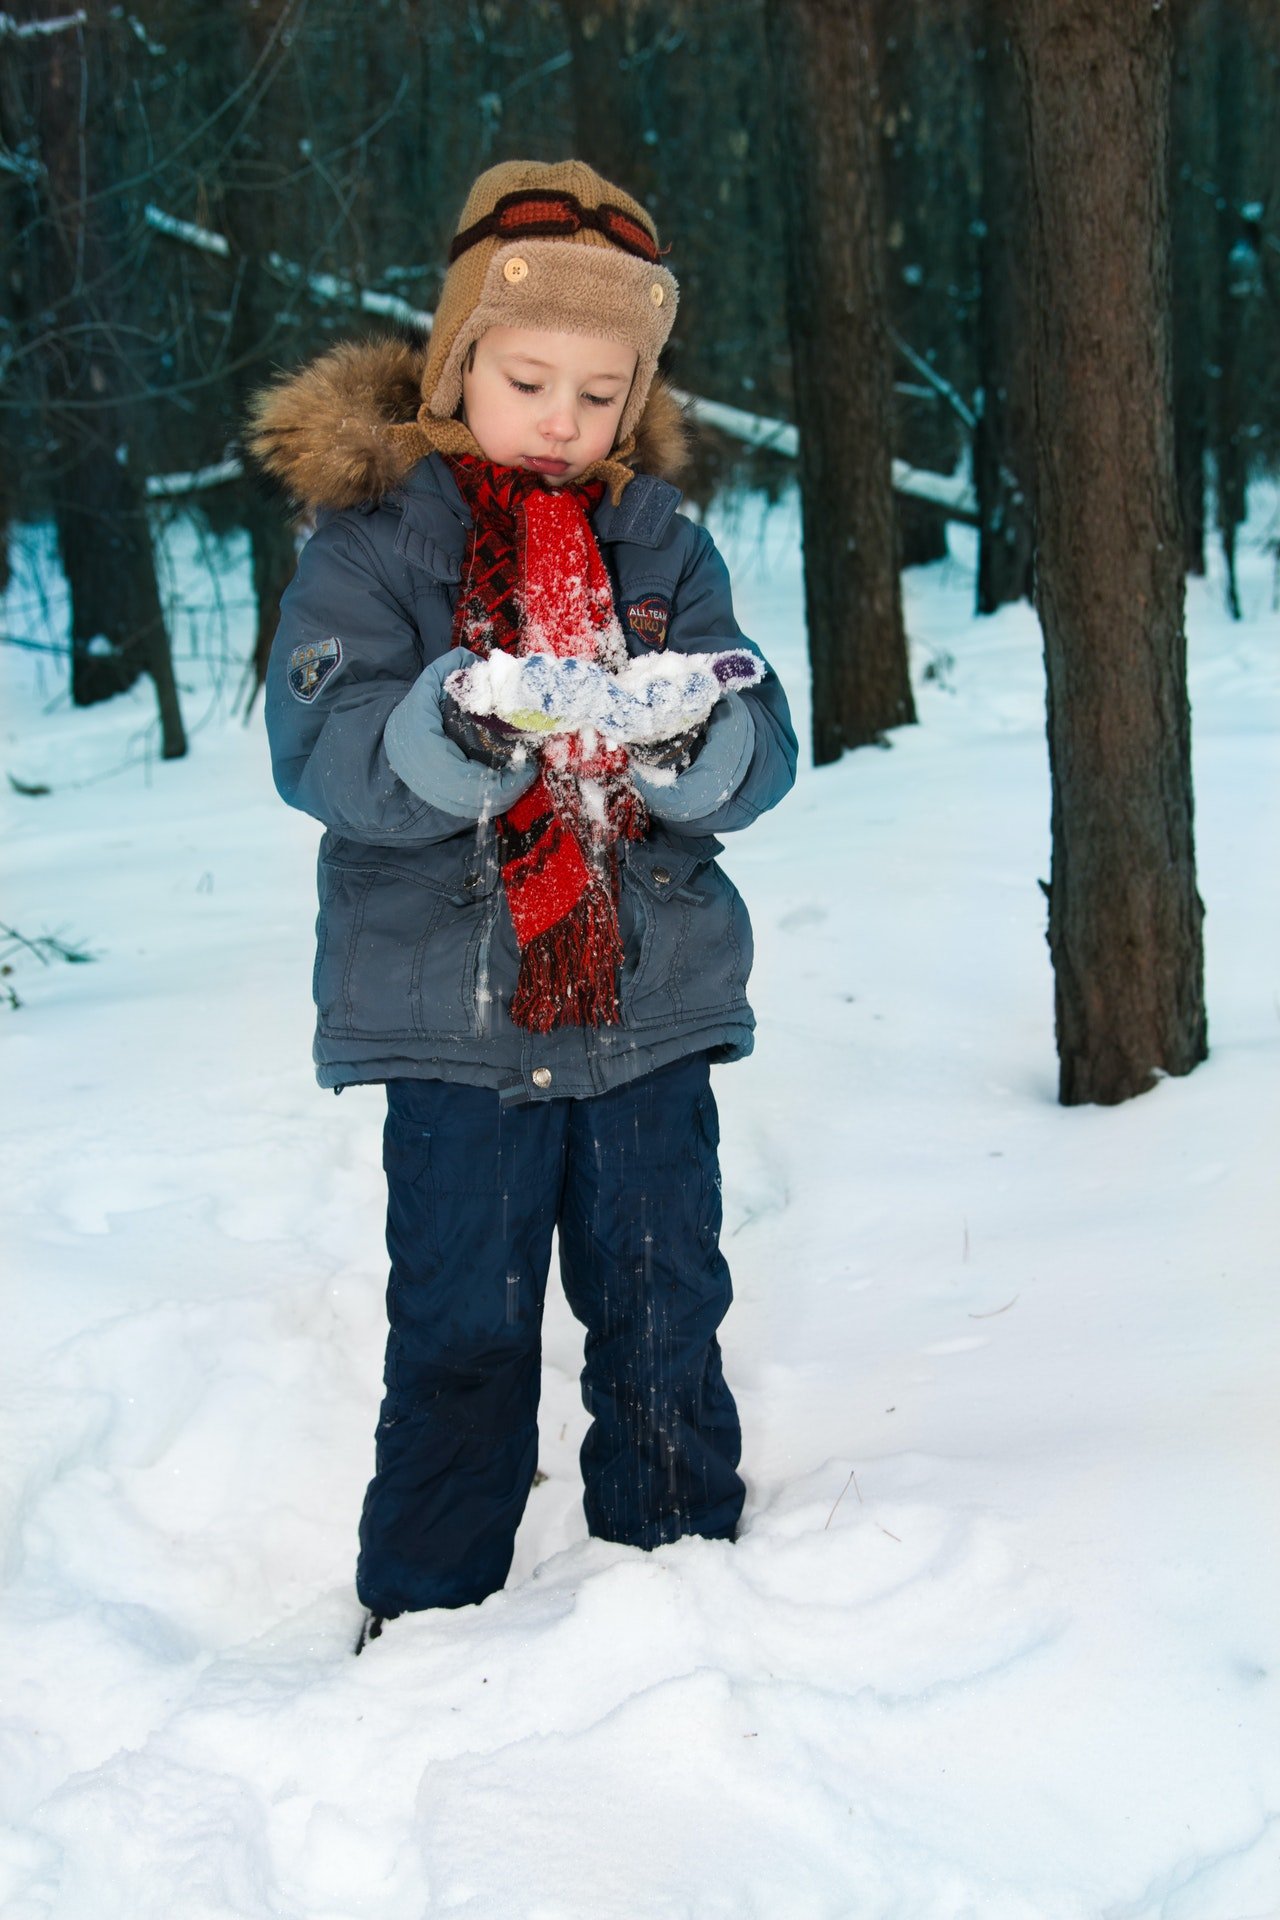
[631,375,690,487]
[246,334,690,512]
[246,336,425,513]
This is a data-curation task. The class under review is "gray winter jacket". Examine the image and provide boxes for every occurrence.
[265,431,796,1104]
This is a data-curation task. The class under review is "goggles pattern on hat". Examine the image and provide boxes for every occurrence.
[449,189,661,267]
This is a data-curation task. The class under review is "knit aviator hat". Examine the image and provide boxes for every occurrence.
[381,159,678,496]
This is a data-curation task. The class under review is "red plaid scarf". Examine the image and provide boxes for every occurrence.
[445,454,647,1032]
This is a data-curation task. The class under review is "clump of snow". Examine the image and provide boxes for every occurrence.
[1,490,1277,1918]
[447,646,763,744]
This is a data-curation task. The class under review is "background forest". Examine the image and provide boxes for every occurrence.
[2,0,1277,726]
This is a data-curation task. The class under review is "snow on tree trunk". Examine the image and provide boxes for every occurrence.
[1014,0,1207,1106]
[765,0,915,764]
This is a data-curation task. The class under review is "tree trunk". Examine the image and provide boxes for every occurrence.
[1170,0,1210,577]
[216,0,307,706]
[1013,0,1206,1105]
[34,11,185,755]
[56,437,177,734]
[876,0,953,570]
[0,454,11,598]
[1211,0,1247,617]
[562,0,660,215]
[765,0,914,763]
[974,0,1035,613]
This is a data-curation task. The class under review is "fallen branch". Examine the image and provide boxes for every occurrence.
[0,922,97,966]
[968,1295,1019,1319]
[0,10,87,38]
[146,457,243,499]
[824,1467,862,1530]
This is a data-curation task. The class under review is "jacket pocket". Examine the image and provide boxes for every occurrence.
[315,847,502,1040]
[620,835,754,1027]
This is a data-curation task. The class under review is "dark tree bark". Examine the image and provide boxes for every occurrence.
[36,17,139,707]
[1211,0,1247,618]
[0,451,10,598]
[215,0,307,701]
[875,0,948,568]
[643,0,794,428]
[56,442,180,745]
[765,0,915,763]
[876,0,980,570]
[1170,0,1210,577]
[562,0,660,213]
[31,10,185,755]
[974,0,1035,612]
[244,470,300,701]
[1013,0,1206,1106]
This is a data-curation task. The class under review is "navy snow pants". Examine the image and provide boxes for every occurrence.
[356,1053,744,1617]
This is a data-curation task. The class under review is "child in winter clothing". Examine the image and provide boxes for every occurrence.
[250,159,797,1645]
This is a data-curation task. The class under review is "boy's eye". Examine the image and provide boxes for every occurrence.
[505,377,619,407]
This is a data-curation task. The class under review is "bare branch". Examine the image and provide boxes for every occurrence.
[887,324,979,432]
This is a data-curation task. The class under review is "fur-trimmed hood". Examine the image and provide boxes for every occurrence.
[246,334,690,514]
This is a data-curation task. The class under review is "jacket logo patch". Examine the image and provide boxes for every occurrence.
[626,596,670,648]
[288,636,342,702]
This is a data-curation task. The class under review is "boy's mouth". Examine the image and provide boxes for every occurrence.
[523,456,571,477]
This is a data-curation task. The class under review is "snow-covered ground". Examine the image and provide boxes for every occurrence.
[2,490,1277,1920]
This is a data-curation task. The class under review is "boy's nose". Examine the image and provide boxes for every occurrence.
[539,403,577,443]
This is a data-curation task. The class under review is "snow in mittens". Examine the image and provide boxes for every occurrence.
[1,490,1277,1920]
[447,645,764,743]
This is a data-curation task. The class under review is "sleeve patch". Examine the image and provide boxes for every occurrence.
[288,636,343,702]
[625,595,670,648]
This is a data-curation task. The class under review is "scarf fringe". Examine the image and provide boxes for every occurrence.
[508,885,626,1032]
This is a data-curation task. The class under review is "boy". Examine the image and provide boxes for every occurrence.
[250,160,797,1649]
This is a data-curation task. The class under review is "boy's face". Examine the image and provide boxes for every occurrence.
[461,326,638,484]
